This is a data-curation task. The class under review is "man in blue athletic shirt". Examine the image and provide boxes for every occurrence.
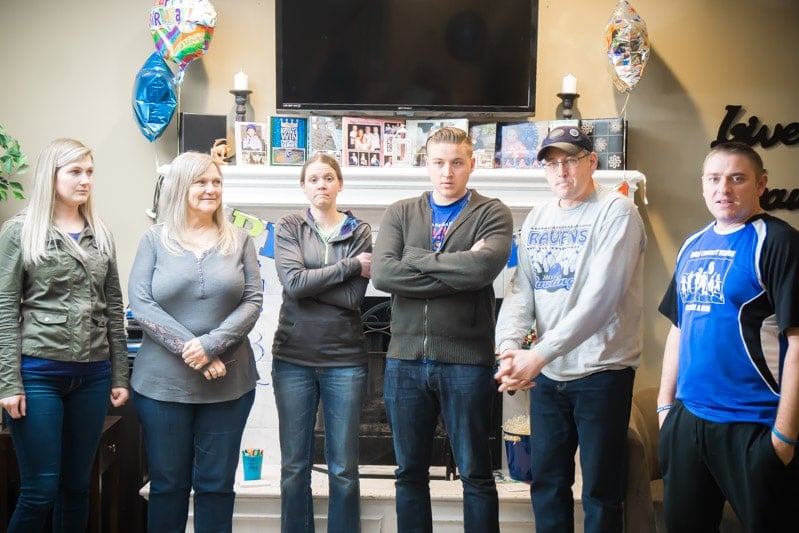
[658,142,799,531]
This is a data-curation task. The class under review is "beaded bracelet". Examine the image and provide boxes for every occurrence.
[656,404,673,414]
[772,427,798,446]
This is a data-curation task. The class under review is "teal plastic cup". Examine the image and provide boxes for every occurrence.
[242,454,263,481]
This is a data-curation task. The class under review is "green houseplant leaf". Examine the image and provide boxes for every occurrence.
[0,124,28,201]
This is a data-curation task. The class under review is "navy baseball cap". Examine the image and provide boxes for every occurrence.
[537,127,593,160]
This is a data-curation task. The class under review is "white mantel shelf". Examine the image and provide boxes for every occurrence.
[212,165,647,211]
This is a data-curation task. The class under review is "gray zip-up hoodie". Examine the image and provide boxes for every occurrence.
[272,209,372,367]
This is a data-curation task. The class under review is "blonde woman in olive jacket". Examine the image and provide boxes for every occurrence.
[0,138,128,532]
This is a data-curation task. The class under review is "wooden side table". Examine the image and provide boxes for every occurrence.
[90,415,121,533]
[0,415,121,533]
[0,427,14,531]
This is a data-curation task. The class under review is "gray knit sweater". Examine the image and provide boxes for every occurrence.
[128,225,263,403]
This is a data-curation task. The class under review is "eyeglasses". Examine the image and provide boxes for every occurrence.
[541,153,589,172]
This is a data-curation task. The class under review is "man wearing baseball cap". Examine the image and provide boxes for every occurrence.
[495,126,646,532]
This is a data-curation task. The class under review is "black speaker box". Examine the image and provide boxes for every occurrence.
[178,113,227,154]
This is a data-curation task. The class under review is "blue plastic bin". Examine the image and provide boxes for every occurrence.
[503,430,532,483]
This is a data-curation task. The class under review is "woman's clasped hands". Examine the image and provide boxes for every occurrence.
[182,337,227,380]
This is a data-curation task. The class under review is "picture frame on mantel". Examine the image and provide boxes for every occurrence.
[406,118,469,167]
[234,121,268,166]
[309,115,343,163]
[269,116,308,166]
[342,116,384,168]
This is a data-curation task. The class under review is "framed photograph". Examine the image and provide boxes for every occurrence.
[498,121,548,169]
[310,115,343,162]
[270,116,308,166]
[406,119,469,166]
[469,123,497,169]
[342,117,383,167]
[234,121,268,166]
[382,120,413,167]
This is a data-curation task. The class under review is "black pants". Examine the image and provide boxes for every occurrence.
[658,401,799,532]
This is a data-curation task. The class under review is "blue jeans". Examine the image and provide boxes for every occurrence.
[4,371,111,533]
[383,358,499,533]
[272,359,368,533]
[528,367,635,533]
[133,389,255,533]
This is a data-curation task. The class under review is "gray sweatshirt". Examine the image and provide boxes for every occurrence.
[496,186,646,380]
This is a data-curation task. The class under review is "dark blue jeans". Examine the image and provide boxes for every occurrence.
[528,367,635,533]
[272,359,368,533]
[383,358,499,533]
[133,389,255,533]
[4,371,111,533]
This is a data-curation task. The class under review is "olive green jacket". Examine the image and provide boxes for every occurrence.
[0,216,129,399]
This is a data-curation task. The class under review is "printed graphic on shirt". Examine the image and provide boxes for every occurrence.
[432,221,451,251]
[526,225,589,292]
[679,249,736,312]
[430,192,468,252]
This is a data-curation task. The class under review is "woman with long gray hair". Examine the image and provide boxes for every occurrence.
[128,151,262,532]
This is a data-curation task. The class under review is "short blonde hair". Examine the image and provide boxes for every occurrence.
[425,126,473,157]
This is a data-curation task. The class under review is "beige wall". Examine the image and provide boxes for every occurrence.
[1,0,797,389]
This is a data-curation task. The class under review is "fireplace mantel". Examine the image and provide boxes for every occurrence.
[213,166,646,213]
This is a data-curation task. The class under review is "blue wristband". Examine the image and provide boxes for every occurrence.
[772,427,798,446]
[656,404,673,414]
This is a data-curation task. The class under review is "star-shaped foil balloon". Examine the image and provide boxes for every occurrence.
[605,0,650,93]
[132,52,178,142]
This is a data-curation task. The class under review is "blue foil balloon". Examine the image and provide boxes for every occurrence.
[132,52,177,142]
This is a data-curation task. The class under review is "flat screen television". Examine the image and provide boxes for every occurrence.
[276,0,539,116]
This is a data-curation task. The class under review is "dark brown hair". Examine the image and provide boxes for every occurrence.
[705,142,765,176]
[300,153,343,184]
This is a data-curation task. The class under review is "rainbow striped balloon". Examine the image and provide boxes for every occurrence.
[149,0,217,80]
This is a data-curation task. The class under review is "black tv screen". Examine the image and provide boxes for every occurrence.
[276,0,539,116]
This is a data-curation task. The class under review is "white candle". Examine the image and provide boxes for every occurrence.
[234,69,249,91]
[561,74,577,94]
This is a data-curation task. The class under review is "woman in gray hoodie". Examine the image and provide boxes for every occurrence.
[272,153,372,533]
